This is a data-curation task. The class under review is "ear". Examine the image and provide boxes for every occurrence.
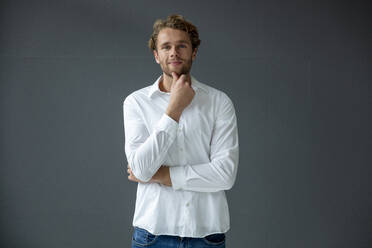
[153,50,160,64]
[191,48,197,61]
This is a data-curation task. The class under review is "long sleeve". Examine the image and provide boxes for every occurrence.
[169,94,239,193]
[123,95,179,182]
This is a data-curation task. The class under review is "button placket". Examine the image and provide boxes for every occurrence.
[177,122,186,164]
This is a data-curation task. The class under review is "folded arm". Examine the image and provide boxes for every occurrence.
[123,95,178,182]
[124,89,238,192]
[169,95,239,192]
[123,73,195,183]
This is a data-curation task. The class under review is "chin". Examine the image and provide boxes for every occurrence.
[168,69,182,75]
[175,68,190,75]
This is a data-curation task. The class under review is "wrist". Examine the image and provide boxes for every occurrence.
[153,166,172,186]
[165,107,182,122]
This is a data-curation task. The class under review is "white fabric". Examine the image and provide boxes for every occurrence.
[123,75,239,238]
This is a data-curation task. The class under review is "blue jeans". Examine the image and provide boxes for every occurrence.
[131,227,226,248]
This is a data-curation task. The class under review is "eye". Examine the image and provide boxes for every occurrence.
[179,44,186,48]
[163,45,170,50]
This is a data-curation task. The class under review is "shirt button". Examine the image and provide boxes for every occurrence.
[179,148,183,152]
[186,203,189,207]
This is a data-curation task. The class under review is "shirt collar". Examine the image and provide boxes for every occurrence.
[148,75,209,98]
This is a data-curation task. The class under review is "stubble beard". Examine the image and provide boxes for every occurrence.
[162,57,193,78]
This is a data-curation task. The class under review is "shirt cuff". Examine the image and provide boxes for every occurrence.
[155,113,179,138]
[169,166,187,190]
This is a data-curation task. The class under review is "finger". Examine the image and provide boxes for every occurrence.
[171,72,179,81]
[128,174,137,181]
[128,170,138,180]
[178,74,187,84]
[129,175,142,183]
[129,176,138,182]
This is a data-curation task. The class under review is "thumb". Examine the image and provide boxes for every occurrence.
[185,81,192,88]
[171,72,179,82]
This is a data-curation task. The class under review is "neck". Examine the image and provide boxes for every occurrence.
[159,73,191,93]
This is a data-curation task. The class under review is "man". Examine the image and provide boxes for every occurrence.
[123,14,239,248]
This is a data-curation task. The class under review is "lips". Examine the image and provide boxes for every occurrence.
[169,61,182,66]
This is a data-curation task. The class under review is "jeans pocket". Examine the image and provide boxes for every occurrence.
[132,227,159,247]
[202,233,226,246]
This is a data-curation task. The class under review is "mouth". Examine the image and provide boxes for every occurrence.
[169,61,182,66]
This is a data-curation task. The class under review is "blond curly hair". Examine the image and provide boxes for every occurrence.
[148,14,201,51]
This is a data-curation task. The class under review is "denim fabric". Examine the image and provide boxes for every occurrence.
[131,227,226,248]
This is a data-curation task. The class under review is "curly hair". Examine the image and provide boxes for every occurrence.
[148,14,201,52]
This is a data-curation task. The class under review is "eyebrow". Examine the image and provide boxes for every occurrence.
[159,40,190,47]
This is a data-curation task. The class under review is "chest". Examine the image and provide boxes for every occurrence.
[142,93,215,143]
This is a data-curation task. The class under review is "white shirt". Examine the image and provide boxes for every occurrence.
[123,75,239,238]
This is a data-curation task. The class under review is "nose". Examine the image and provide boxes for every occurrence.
[169,46,179,57]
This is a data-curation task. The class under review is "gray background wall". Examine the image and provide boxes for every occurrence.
[1,0,371,247]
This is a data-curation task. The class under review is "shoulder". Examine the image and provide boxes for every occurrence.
[122,84,152,106]
[195,80,236,121]
[195,79,235,107]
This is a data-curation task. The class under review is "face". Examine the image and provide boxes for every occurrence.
[153,28,197,77]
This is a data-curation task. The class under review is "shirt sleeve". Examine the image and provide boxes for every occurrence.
[123,95,179,182]
[169,94,239,192]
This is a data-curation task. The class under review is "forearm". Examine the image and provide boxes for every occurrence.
[169,148,239,192]
[127,165,172,186]
[169,102,239,193]
[124,73,195,182]
[125,114,178,182]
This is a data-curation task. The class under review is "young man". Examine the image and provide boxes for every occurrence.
[123,15,239,248]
